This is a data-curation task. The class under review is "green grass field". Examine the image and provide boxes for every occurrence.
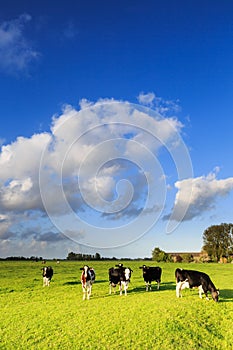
[0,261,233,350]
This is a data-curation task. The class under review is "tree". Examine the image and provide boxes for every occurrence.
[202,223,233,261]
[94,252,101,260]
[67,252,77,260]
[152,247,171,262]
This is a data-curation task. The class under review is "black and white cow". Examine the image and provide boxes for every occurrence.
[80,265,95,300]
[42,266,53,287]
[109,263,133,296]
[140,265,162,291]
[175,268,219,302]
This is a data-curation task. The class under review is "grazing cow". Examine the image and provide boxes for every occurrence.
[109,263,133,296]
[139,265,162,291]
[42,266,53,287]
[80,265,95,300]
[175,268,219,302]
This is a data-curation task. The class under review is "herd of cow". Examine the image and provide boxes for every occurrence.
[42,263,219,302]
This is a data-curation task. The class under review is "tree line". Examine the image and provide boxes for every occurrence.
[66,252,152,261]
[0,256,44,261]
[67,252,102,261]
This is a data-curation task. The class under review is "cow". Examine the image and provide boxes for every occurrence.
[175,268,219,302]
[109,263,133,296]
[42,266,53,287]
[139,265,162,291]
[80,265,95,300]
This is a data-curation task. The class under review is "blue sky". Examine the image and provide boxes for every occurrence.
[0,0,233,259]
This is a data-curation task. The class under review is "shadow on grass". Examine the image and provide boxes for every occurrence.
[63,281,79,286]
[218,289,233,303]
[93,279,108,284]
[63,279,108,286]
[130,281,176,294]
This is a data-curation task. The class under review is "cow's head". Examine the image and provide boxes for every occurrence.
[116,263,124,268]
[212,290,219,302]
[81,265,89,279]
[140,265,149,276]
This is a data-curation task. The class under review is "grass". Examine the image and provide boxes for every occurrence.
[0,261,233,349]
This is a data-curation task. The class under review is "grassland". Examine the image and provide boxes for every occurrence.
[0,261,233,350]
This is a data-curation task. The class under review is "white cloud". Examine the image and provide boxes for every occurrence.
[0,133,50,212]
[0,133,50,180]
[79,98,93,110]
[8,178,33,192]
[0,14,39,74]
[137,92,155,106]
[138,93,181,118]
[166,171,233,222]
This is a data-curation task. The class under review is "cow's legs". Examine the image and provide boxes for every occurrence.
[204,289,209,300]
[176,281,182,297]
[119,283,122,296]
[198,285,209,300]
[146,281,160,291]
[43,277,50,287]
[82,287,86,300]
[109,283,116,294]
[120,281,128,295]
[87,286,91,300]
[198,285,204,299]
[124,283,128,296]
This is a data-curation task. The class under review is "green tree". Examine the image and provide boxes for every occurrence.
[67,252,77,260]
[94,252,101,260]
[202,223,233,261]
[152,247,171,262]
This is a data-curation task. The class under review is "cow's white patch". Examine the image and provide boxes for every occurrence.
[83,265,89,279]
[176,280,189,297]
[124,268,131,281]
[180,280,190,290]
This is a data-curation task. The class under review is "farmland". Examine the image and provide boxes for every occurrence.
[0,261,233,349]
